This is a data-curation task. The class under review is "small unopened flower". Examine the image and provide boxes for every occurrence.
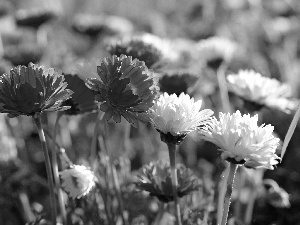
[136,161,202,203]
[198,110,280,169]
[227,70,298,113]
[60,165,96,199]
[148,92,213,144]
[0,63,73,117]
[107,34,169,69]
[62,74,98,115]
[86,55,159,126]
[196,36,237,70]
[158,70,199,96]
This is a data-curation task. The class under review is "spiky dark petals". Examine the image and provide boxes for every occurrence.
[136,161,202,203]
[0,63,73,117]
[107,39,164,69]
[86,55,159,126]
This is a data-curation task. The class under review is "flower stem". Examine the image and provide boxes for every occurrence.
[33,115,57,224]
[221,162,238,225]
[52,112,67,224]
[216,62,231,113]
[167,143,182,225]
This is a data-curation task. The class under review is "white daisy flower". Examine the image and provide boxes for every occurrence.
[198,110,280,169]
[227,70,298,113]
[60,165,96,199]
[148,92,213,144]
[196,36,237,69]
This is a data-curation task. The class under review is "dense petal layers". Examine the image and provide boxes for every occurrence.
[0,63,73,117]
[199,110,280,169]
[149,92,213,137]
[86,55,159,126]
[60,165,96,199]
[227,70,298,113]
[136,161,202,203]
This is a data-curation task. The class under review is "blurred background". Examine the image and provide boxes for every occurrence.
[1,0,300,224]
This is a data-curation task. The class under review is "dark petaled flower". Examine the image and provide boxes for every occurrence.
[107,38,164,69]
[4,44,43,66]
[136,161,202,203]
[15,8,56,29]
[86,55,159,126]
[62,74,98,115]
[158,70,199,96]
[0,63,73,117]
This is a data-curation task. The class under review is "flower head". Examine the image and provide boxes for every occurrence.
[62,74,98,115]
[198,110,280,169]
[72,14,105,36]
[15,8,56,29]
[86,55,159,126]
[0,63,73,117]
[136,161,202,203]
[107,34,168,69]
[148,92,213,144]
[60,165,96,199]
[227,70,298,113]
[158,70,199,96]
[196,36,237,70]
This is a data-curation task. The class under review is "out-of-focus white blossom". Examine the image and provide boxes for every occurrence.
[148,92,213,138]
[227,70,298,113]
[196,36,237,67]
[198,110,280,169]
[60,165,96,199]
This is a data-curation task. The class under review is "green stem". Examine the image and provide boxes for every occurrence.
[244,189,258,224]
[33,115,57,224]
[221,162,238,225]
[102,121,128,225]
[52,112,67,224]
[90,112,105,165]
[167,143,182,225]
[216,62,231,113]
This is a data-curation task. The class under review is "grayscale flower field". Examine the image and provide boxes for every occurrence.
[0,0,300,225]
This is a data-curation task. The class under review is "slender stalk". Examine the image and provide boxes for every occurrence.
[167,143,182,225]
[95,182,114,225]
[244,189,258,224]
[216,62,231,113]
[101,130,128,225]
[217,164,229,224]
[52,112,67,224]
[221,162,238,225]
[90,112,105,165]
[33,115,57,224]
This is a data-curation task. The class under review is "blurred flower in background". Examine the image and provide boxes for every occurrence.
[62,74,98,115]
[199,110,280,169]
[196,36,237,70]
[157,70,199,96]
[227,70,298,113]
[136,161,202,203]
[148,92,213,144]
[107,34,172,69]
[86,55,159,126]
[0,63,73,117]
[60,164,96,199]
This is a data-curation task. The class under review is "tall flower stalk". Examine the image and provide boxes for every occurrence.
[148,92,213,225]
[33,114,57,223]
[199,110,280,224]
[0,63,73,224]
[221,163,238,225]
[167,142,181,225]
